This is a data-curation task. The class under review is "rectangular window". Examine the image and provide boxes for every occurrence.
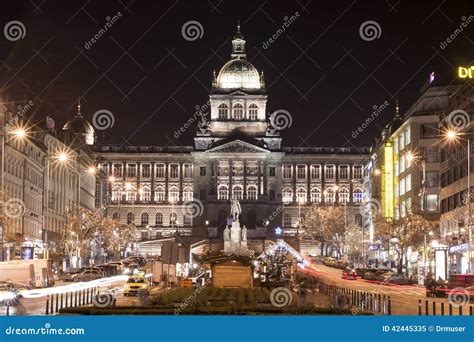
[400,178,406,196]
[406,174,412,192]
[310,165,321,180]
[324,165,335,180]
[155,164,165,178]
[399,132,405,151]
[426,194,438,212]
[183,164,193,178]
[426,171,438,187]
[283,165,292,179]
[405,127,411,145]
[353,165,363,179]
[200,166,206,176]
[169,164,179,179]
[127,164,137,177]
[423,147,438,163]
[296,165,306,179]
[269,166,276,177]
[394,138,399,154]
[339,165,349,180]
[113,164,123,178]
[142,164,151,178]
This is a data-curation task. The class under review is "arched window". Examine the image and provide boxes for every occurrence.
[248,104,258,120]
[155,212,163,225]
[282,187,293,204]
[141,212,149,225]
[168,186,179,203]
[233,103,244,120]
[112,212,120,220]
[126,186,137,202]
[339,187,349,203]
[126,212,134,224]
[154,186,165,202]
[310,187,321,203]
[353,188,363,203]
[283,213,292,227]
[218,185,229,200]
[296,187,307,203]
[112,185,123,202]
[170,212,177,225]
[218,103,229,120]
[139,186,151,202]
[183,187,193,202]
[324,188,335,203]
[232,185,243,200]
[247,185,257,200]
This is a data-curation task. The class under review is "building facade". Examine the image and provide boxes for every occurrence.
[97,27,369,253]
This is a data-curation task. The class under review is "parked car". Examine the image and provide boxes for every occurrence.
[363,269,377,280]
[375,270,393,282]
[124,256,146,267]
[342,268,358,280]
[323,257,336,267]
[355,268,369,278]
[383,273,413,285]
[71,269,103,282]
[60,270,82,282]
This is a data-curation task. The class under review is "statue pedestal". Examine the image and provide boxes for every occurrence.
[223,220,249,256]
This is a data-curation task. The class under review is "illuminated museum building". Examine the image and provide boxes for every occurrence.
[96,27,369,246]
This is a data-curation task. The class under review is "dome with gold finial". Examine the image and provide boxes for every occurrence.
[62,98,95,146]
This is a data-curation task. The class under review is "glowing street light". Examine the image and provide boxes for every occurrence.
[87,166,97,175]
[445,129,458,141]
[57,152,68,162]
[108,176,116,182]
[12,128,26,139]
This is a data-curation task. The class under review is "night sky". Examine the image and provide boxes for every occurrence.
[0,0,472,149]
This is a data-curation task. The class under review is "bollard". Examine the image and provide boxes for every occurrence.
[6,305,9,316]
[425,300,429,315]
[432,301,436,316]
[441,302,445,316]
[50,293,54,314]
[388,296,391,315]
[75,291,78,307]
[65,292,69,308]
[470,306,473,316]
[45,296,49,315]
[449,303,453,316]
[378,294,382,313]
[418,299,422,315]
[459,306,462,316]
[60,293,64,310]
[55,293,59,313]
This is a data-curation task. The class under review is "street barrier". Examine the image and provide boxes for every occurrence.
[418,299,473,316]
[318,282,391,315]
[45,287,99,315]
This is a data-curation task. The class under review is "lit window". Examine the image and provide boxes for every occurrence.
[233,103,244,120]
[127,164,137,177]
[339,165,349,180]
[310,165,321,180]
[183,164,193,178]
[141,213,149,225]
[310,188,321,202]
[324,188,335,203]
[232,185,243,200]
[339,188,349,203]
[168,186,179,202]
[353,165,363,179]
[169,164,179,179]
[154,186,165,202]
[155,164,165,178]
[140,187,151,201]
[113,164,123,178]
[296,165,306,179]
[183,187,193,202]
[283,165,292,179]
[218,103,229,119]
[282,187,293,203]
[247,186,257,200]
[353,188,363,203]
[218,185,229,200]
[325,165,335,180]
[155,213,163,225]
[296,187,307,203]
[248,104,258,120]
[126,212,134,224]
